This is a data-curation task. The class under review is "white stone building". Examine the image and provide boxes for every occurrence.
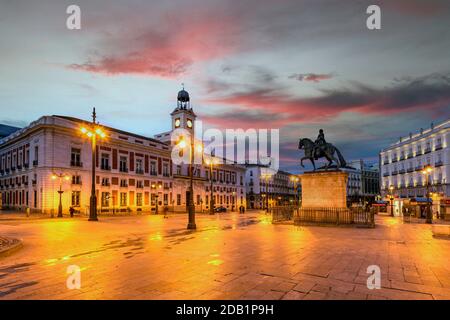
[379,119,449,216]
[0,89,246,215]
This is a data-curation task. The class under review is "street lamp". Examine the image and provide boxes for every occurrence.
[51,173,70,218]
[205,157,217,215]
[261,172,271,213]
[389,185,395,217]
[177,137,203,230]
[80,108,106,222]
[290,176,300,208]
[152,183,162,214]
[422,165,433,224]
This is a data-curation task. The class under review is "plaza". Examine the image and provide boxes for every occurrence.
[1,211,450,300]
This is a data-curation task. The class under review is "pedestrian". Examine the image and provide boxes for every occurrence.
[69,206,75,218]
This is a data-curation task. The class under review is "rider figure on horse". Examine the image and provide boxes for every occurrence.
[313,129,326,160]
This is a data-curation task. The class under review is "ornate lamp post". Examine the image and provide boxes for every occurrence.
[389,185,395,217]
[261,172,271,213]
[51,173,70,218]
[80,108,106,222]
[177,137,203,230]
[290,176,300,207]
[152,183,162,214]
[205,157,217,215]
[422,165,433,224]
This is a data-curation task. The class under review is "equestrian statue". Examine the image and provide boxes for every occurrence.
[298,129,347,171]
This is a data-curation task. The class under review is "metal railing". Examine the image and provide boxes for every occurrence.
[293,207,375,228]
[270,206,297,222]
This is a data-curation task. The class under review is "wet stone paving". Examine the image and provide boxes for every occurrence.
[0,211,450,300]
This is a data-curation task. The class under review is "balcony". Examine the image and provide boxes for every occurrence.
[391,158,398,163]
[136,184,144,189]
[407,168,414,173]
[391,171,398,176]
[135,169,144,175]
[0,170,4,175]
[24,163,29,169]
[435,161,443,167]
[11,167,16,172]
[17,165,22,170]
[399,155,405,161]
[424,147,431,154]
[71,161,83,168]
[435,144,443,151]
[32,180,36,186]
[72,181,82,186]
[101,182,110,187]
[101,165,111,171]
[150,171,157,176]
[162,173,170,177]
[119,167,129,173]
[399,169,406,174]
[415,166,423,172]
[120,183,128,188]
[407,153,413,158]
[33,160,38,166]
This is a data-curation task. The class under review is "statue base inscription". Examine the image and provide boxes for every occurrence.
[300,170,348,208]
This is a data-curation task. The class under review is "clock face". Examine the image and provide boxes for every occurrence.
[187,119,193,128]
[174,119,181,128]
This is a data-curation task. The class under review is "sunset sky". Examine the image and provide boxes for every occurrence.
[1,0,449,172]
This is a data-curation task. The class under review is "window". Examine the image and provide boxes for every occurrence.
[176,166,181,175]
[101,192,110,207]
[150,161,157,175]
[136,193,143,206]
[177,194,181,205]
[136,180,144,188]
[34,146,39,164]
[120,193,127,206]
[101,178,110,186]
[136,159,143,174]
[71,148,82,167]
[163,163,169,177]
[72,175,82,185]
[164,194,168,205]
[101,154,110,170]
[151,193,156,206]
[71,191,80,206]
[119,156,128,172]
[197,195,201,205]
[120,179,128,187]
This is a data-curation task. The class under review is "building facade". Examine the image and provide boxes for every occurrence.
[0,89,246,215]
[380,119,449,216]
[341,159,380,204]
[245,164,298,209]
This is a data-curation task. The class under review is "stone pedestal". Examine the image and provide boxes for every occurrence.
[300,170,348,208]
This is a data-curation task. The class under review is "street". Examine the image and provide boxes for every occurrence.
[1,211,450,300]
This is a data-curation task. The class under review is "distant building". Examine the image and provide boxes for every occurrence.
[379,119,449,217]
[340,159,380,204]
[0,124,20,139]
[245,164,298,209]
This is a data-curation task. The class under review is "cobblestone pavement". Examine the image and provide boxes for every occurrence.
[0,211,450,300]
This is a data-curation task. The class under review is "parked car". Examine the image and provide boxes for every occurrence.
[214,206,227,213]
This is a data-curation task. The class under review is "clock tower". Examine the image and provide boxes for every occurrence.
[171,87,196,134]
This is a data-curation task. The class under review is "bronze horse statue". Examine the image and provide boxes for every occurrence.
[298,138,347,171]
